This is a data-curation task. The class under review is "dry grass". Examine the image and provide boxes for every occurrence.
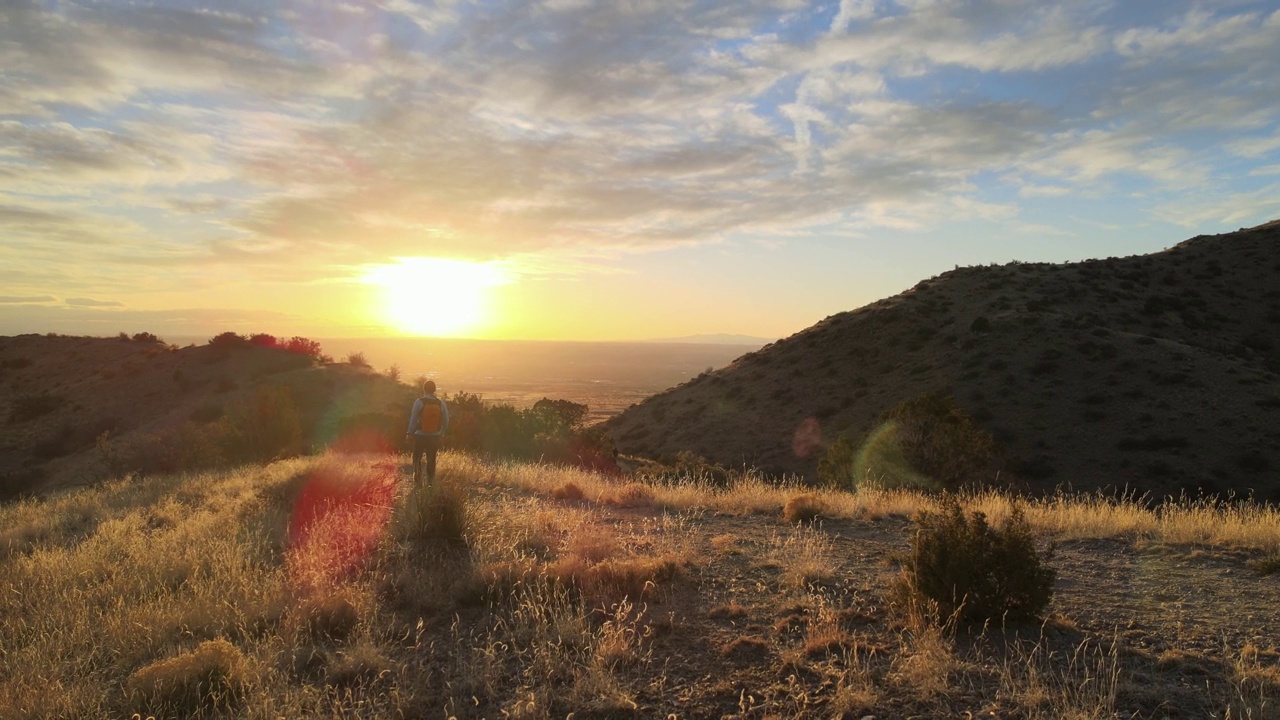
[4,450,1279,717]
[709,599,750,621]
[763,525,838,589]
[992,633,1123,719]
[125,638,250,715]
[461,452,1280,551]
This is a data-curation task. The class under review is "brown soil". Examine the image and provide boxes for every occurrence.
[429,481,1280,718]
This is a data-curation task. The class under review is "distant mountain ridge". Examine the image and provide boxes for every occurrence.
[605,221,1280,500]
[646,333,774,346]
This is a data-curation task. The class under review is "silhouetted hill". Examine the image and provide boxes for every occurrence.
[0,334,414,498]
[605,222,1280,500]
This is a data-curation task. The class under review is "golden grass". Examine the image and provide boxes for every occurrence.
[3,449,1279,717]
[992,633,1123,720]
[452,452,1280,551]
[125,638,250,714]
[764,526,838,589]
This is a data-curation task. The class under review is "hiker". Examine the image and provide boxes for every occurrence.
[406,379,449,484]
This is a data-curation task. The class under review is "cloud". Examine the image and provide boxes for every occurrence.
[0,303,328,338]
[64,298,125,307]
[1155,180,1280,227]
[0,295,56,304]
[2,0,1278,321]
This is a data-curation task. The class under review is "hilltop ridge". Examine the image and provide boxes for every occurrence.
[0,334,413,498]
[605,222,1280,499]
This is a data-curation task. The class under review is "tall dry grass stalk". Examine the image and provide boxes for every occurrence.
[993,633,1123,720]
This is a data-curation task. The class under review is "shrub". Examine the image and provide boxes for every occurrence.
[783,494,824,523]
[125,422,226,476]
[817,437,858,489]
[208,331,248,348]
[440,392,617,472]
[9,393,65,423]
[1,357,32,371]
[284,336,323,359]
[553,482,585,501]
[294,589,362,642]
[888,392,1003,491]
[899,496,1054,624]
[219,386,302,463]
[345,351,370,368]
[248,333,278,348]
[125,639,249,715]
[1249,552,1280,577]
[531,397,589,428]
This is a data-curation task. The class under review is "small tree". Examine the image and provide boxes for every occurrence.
[209,331,248,347]
[284,336,323,359]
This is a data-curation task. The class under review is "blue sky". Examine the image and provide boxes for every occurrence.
[1,0,1278,340]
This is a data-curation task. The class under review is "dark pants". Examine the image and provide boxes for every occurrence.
[412,434,441,484]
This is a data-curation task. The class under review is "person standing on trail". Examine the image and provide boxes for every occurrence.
[406,379,449,485]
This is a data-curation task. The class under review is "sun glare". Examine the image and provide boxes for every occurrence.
[364,257,509,337]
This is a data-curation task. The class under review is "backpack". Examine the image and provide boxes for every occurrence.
[419,396,444,434]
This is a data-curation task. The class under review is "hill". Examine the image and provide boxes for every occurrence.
[0,334,415,499]
[605,221,1280,499]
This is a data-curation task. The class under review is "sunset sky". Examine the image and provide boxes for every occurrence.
[2,0,1278,341]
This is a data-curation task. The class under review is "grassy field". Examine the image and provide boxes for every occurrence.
[2,454,1279,718]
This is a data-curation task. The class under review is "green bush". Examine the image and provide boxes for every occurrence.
[123,422,226,476]
[901,496,1055,624]
[817,436,858,488]
[442,393,616,472]
[819,392,1002,492]
[888,392,1002,491]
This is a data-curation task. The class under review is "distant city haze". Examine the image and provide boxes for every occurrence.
[170,336,764,420]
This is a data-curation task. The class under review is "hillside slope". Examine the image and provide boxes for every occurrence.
[0,335,414,498]
[605,221,1280,499]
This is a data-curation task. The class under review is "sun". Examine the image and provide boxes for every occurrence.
[363,257,509,337]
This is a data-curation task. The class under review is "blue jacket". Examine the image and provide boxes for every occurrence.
[406,394,450,437]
